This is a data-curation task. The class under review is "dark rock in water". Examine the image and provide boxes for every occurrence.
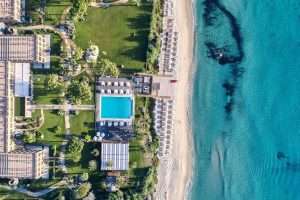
[225,99,234,114]
[205,42,241,65]
[231,66,245,78]
[286,162,300,172]
[277,152,287,160]
[222,80,235,97]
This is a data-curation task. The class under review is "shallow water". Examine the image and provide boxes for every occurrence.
[190,0,300,199]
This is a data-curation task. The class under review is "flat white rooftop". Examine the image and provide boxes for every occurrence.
[14,63,30,97]
[101,143,129,171]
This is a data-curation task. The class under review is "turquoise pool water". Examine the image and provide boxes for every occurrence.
[100,96,133,119]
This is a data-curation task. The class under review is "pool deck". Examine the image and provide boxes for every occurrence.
[151,75,176,99]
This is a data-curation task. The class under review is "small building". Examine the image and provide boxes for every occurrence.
[132,74,152,95]
[85,45,99,63]
[101,142,129,171]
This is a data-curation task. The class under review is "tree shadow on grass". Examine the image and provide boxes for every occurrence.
[80,143,98,169]
[126,13,151,30]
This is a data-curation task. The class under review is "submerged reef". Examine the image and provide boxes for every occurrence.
[202,0,245,116]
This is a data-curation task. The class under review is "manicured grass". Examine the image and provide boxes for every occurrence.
[66,143,99,175]
[33,73,63,104]
[130,135,147,168]
[70,111,95,137]
[27,0,72,25]
[45,0,72,25]
[36,110,65,147]
[0,188,33,199]
[75,6,152,72]
[50,33,62,57]
[15,97,25,116]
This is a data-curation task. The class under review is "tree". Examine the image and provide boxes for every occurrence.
[91,148,99,157]
[54,126,62,134]
[36,131,44,139]
[108,191,124,200]
[79,172,89,182]
[45,74,63,91]
[67,137,84,154]
[141,167,156,197]
[23,132,36,143]
[74,47,84,60]
[133,0,141,7]
[96,58,120,77]
[73,182,91,199]
[83,191,95,200]
[84,134,91,142]
[85,44,99,63]
[67,80,92,104]
[88,160,97,171]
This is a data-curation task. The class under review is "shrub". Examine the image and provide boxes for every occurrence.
[73,182,91,199]
[88,160,97,171]
[67,137,84,154]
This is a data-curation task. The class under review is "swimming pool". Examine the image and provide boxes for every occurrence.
[100,96,133,119]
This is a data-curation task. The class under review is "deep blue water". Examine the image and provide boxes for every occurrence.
[190,0,300,199]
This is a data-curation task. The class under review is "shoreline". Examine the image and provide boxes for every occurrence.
[167,0,195,199]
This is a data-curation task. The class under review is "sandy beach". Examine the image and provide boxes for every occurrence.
[167,0,195,199]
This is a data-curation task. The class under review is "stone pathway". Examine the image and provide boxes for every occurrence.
[28,104,95,111]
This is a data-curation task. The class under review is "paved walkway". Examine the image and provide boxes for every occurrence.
[16,180,66,197]
[0,181,66,198]
[89,0,128,7]
[16,25,77,55]
[28,104,95,111]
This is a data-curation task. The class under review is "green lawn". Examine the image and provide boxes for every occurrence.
[75,6,152,72]
[70,111,95,136]
[130,135,147,168]
[36,110,65,147]
[0,188,35,200]
[15,97,25,116]
[45,0,72,25]
[66,143,99,175]
[27,0,72,25]
[33,73,63,104]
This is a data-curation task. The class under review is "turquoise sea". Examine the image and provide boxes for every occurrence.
[190,0,300,199]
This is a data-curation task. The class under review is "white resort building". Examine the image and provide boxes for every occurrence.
[0,0,22,23]
[0,35,51,68]
[0,61,48,179]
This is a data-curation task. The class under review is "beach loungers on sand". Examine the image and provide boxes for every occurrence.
[154,99,175,158]
[159,17,179,76]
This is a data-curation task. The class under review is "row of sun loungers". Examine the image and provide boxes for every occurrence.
[99,121,131,127]
[153,99,174,158]
[163,0,174,17]
[98,80,131,87]
[96,87,132,95]
[159,16,178,75]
